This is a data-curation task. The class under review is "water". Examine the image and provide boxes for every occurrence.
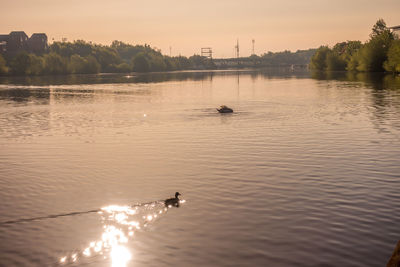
[0,70,399,267]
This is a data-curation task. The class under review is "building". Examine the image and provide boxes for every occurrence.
[28,33,48,53]
[389,25,400,39]
[6,31,29,54]
[0,31,48,56]
[0,34,8,54]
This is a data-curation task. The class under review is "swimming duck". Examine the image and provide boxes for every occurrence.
[165,192,181,207]
[217,105,233,113]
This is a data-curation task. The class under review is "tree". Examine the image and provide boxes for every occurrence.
[371,18,388,38]
[114,62,131,73]
[384,40,400,73]
[347,50,361,71]
[10,52,31,75]
[148,53,166,71]
[27,54,44,75]
[43,53,68,74]
[69,54,87,73]
[310,46,330,70]
[84,55,100,73]
[94,46,120,72]
[326,51,346,71]
[0,54,8,75]
[357,29,393,72]
[132,53,150,72]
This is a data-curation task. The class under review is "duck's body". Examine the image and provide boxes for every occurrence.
[165,192,181,207]
[217,105,233,113]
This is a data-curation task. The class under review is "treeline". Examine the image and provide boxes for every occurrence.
[259,49,316,66]
[310,19,400,73]
[215,49,315,68]
[0,40,215,76]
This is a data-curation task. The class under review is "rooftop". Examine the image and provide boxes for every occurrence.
[31,33,47,37]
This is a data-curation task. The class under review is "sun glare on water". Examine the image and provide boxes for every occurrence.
[58,199,184,266]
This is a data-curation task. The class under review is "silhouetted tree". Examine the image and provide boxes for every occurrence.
[371,18,388,38]
[132,53,150,72]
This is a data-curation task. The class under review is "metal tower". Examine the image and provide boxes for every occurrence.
[252,39,255,55]
[201,47,213,59]
[235,39,239,58]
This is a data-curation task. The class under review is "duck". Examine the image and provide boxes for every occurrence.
[217,105,233,113]
[165,192,181,207]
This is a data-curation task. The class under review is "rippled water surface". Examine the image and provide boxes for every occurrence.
[0,71,399,267]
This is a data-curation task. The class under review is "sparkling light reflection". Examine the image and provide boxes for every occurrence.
[111,245,132,267]
[58,199,184,266]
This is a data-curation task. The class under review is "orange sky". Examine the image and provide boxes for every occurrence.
[1,0,399,58]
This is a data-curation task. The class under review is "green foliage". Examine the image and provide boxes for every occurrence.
[85,55,101,74]
[112,41,148,62]
[384,40,400,72]
[371,18,388,38]
[356,30,393,72]
[326,51,346,71]
[132,53,150,72]
[0,54,9,75]
[147,53,166,71]
[50,40,93,57]
[1,38,220,75]
[165,56,191,70]
[311,19,398,73]
[333,41,362,58]
[111,62,131,73]
[9,52,45,75]
[188,55,215,69]
[261,49,315,66]
[69,54,87,74]
[310,46,330,70]
[43,53,68,75]
[27,54,44,75]
[10,52,31,75]
[346,50,360,71]
[93,46,120,72]
[68,54,99,74]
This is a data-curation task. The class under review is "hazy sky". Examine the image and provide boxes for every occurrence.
[1,0,399,58]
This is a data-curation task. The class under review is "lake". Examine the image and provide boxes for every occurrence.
[0,70,399,267]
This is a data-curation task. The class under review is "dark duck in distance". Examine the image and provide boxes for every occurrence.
[165,192,181,207]
[217,105,233,113]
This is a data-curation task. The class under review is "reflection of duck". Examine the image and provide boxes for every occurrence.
[165,192,181,207]
[217,105,233,113]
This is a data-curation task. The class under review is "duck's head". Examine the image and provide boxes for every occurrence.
[175,192,181,198]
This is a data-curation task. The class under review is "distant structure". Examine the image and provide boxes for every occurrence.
[28,33,48,54]
[235,39,239,58]
[201,47,212,59]
[252,39,255,55]
[0,31,48,56]
[389,25,400,39]
[0,35,8,54]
